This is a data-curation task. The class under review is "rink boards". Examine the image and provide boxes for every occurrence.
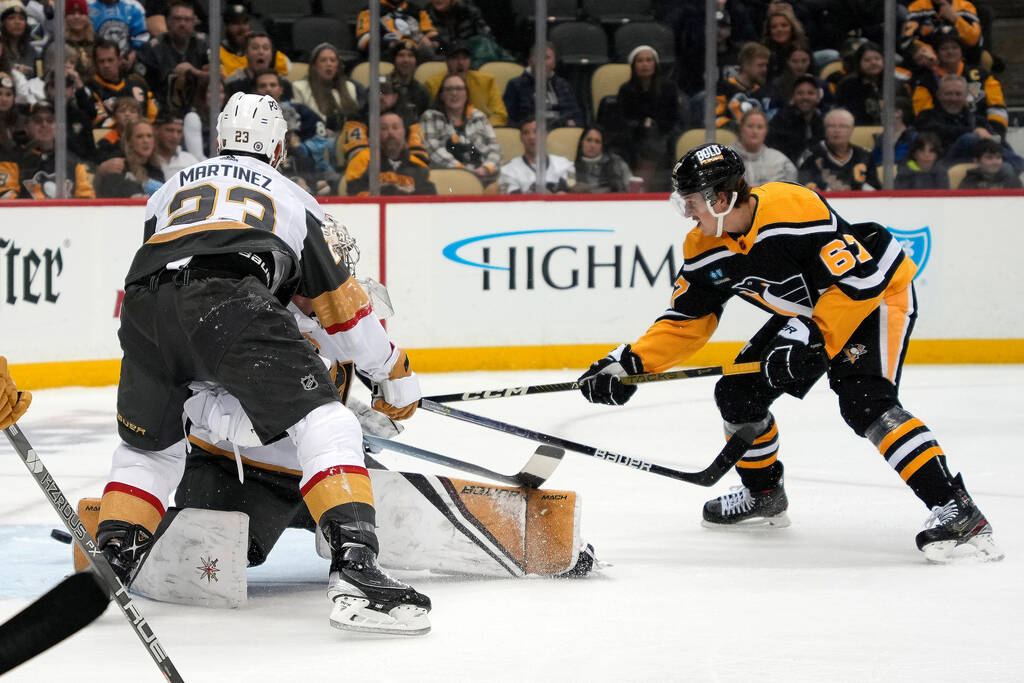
[2,191,1022,387]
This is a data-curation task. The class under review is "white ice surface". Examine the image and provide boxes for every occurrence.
[1,366,1022,682]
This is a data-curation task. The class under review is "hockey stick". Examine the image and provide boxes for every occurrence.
[2,422,186,683]
[364,434,563,488]
[419,399,754,487]
[422,362,762,403]
[0,571,110,674]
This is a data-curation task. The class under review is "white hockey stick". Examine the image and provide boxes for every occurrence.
[2,422,186,682]
[363,435,562,488]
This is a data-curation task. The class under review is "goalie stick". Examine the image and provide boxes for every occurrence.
[364,435,563,488]
[2,422,186,683]
[419,399,754,487]
[422,362,762,403]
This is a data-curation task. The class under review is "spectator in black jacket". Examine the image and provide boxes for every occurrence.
[609,45,680,191]
[502,42,583,129]
[798,107,880,191]
[135,0,208,109]
[389,39,430,126]
[420,0,504,67]
[958,138,1023,189]
[835,41,900,126]
[915,74,997,165]
[765,74,824,165]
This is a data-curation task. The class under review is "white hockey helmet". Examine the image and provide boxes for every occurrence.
[216,92,288,167]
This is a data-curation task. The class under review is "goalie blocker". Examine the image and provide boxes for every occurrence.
[72,450,596,608]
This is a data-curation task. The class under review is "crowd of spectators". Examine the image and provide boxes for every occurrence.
[0,0,1021,200]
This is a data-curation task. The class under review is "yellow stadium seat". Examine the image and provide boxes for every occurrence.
[429,168,484,195]
[494,126,525,163]
[479,61,525,97]
[546,126,583,160]
[946,162,977,189]
[350,61,394,88]
[288,62,309,81]
[851,125,881,150]
[674,129,737,160]
[414,61,448,87]
[590,63,630,116]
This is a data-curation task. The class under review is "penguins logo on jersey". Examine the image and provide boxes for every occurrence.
[732,274,813,316]
[842,343,868,365]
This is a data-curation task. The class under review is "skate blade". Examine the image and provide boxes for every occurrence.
[922,535,1005,564]
[330,596,431,636]
[701,512,791,530]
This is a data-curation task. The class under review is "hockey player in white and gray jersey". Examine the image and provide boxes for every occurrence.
[96,92,431,635]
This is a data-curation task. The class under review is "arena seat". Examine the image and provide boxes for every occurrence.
[674,129,737,160]
[291,17,357,63]
[480,62,525,98]
[550,22,609,66]
[546,126,584,160]
[851,125,881,150]
[590,63,630,115]
[613,22,675,67]
[414,61,448,87]
[350,61,394,88]
[946,162,977,189]
[582,0,654,25]
[429,168,485,195]
[495,126,525,163]
[511,0,579,24]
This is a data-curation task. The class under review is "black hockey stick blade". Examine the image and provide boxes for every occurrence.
[2,424,186,683]
[363,435,561,488]
[0,571,110,674]
[420,399,746,487]
[422,363,762,403]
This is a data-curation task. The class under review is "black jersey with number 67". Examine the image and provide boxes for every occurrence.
[631,182,916,372]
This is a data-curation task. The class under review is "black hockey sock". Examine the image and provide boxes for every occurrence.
[905,455,957,509]
[737,460,784,492]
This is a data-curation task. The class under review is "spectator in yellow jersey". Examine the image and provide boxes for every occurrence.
[424,40,506,126]
[346,111,435,196]
[342,76,427,168]
[218,3,289,78]
[902,0,982,55]
[224,32,291,101]
[715,42,769,130]
[88,38,158,125]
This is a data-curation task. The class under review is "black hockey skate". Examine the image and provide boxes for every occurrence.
[916,475,1003,563]
[327,544,432,636]
[702,481,790,529]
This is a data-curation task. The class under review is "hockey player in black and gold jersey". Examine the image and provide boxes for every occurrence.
[579,143,1002,563]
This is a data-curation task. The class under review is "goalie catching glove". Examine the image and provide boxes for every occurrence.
[372,348,420,420]
[0,356,31,430]
[761,316,828,389]
[578,344,644,406]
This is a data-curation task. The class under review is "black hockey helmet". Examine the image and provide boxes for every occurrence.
[671,143,745,200]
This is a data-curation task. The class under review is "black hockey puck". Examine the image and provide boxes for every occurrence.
[51,528,73,544]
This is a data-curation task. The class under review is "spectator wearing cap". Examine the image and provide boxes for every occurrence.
[910,31,1007,135]
[766,46,833,114]
[502,42,583,129]
[425,40,506,126]
[219,3,289,78]
[902,0,982,55]
[42,0,97,82]
[715,41,769,130]
[419,72,500,185]
[12,100,95,198]
[88,38,158,125]
[389,39,430,126]
[499,117,574,194]
[798,108,880,192]
[1,1,37,79]
[357,0,436,61]
[607,45,679,192]
[35,63,97,163]
[346,111,436,196]
[730,109,797,185]
[766,75,825,165]
[136,0,209,110]
[152,112,197,177]
[291,43,364,136]
[87,0,150,71]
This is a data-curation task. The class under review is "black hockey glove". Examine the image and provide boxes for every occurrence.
[578,344,644,406]
[761,316,828,389]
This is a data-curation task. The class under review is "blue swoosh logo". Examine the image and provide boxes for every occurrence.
[442,229,614,271]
